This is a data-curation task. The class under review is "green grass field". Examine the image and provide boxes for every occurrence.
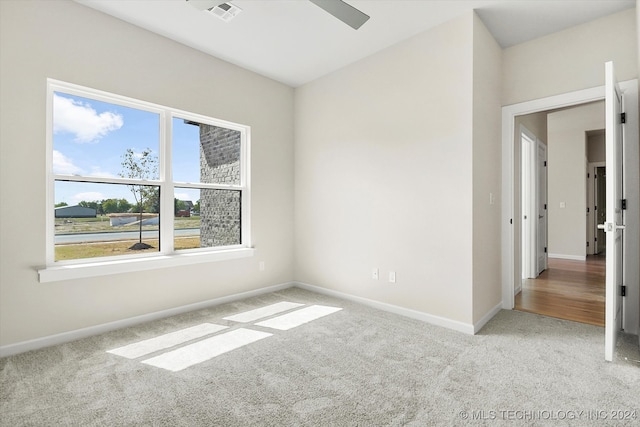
[54,216,202,261]
[54,236,201,261]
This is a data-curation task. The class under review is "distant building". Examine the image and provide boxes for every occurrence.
[176,200,193,217]
[54,205,97,218]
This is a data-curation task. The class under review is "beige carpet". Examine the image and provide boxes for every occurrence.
[1,287,639,426]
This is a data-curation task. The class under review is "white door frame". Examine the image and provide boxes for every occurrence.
[521,125,536,280]
[536,140,548,274]
[501,80,638,337]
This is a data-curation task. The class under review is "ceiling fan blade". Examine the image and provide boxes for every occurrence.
[308,0,370,30]
[187,0,227,12]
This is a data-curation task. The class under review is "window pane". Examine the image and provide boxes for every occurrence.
[172,118,241,185]
[174,188,241,250]
[55,181,160,261]
[53,92,159,180]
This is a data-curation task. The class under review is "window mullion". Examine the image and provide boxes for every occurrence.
[160,110,174,254]
[241,126,251,247]
[46,86,55,265]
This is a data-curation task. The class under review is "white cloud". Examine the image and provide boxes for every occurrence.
[52,150,83,175]
[53,94,123,143]
[88,166,118,179]
[71,192,105,205]
[174,192,192,201]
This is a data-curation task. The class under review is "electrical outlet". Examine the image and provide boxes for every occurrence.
[259,261,265,271]
[389,271,396,283]
[372,268,379,280]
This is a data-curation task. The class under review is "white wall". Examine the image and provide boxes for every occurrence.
[587,132,605,163]
[547,102,605,259]
[0,0,295,346]
[503,9,637,105]
[294,13,476,325]
[471,14,503,323]
[294,12,502,329]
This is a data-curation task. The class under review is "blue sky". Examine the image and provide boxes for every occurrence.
[53,92,203,206]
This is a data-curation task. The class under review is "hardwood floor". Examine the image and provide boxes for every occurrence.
[515,256,605,327]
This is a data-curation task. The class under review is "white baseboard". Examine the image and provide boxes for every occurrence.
[294,282,475,335]
[473,302,503,334]
[1,280,499,357]
[548,254,586,261]
[0,282,294,358]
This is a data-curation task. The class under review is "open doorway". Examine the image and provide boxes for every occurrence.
[502,79,640,359]
[514,103,606,326]
[586,129,606,256]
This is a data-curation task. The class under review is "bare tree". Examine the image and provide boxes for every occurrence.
[120,148,158,250]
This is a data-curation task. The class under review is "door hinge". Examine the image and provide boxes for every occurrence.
[587,207,590,213]
[621,199,627,210]
[544,247,547,253]
[510,218,513,225]
[595,237,597,242]
[586,241,589,247]
[544,203,547,210]
[621,112,626,124]
[587,173,590,178]
[544,160,547,167]
[594,205,597,211]
[621,286,626,297]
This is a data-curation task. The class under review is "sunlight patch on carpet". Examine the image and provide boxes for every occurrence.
[141,328,272,372]
[255,305,342,331]
[107,302,343,372]
[107,323,228,359]
[223,301,304,323]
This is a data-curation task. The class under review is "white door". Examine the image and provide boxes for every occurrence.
[603,61,625,362]
[521,127,536,279]
[537,141,547,274]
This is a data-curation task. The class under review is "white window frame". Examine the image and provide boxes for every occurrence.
[39,79,253,283]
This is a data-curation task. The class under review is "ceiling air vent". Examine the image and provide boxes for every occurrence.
[207,2,242,22]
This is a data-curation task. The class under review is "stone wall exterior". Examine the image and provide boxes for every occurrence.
[199,124,241,247]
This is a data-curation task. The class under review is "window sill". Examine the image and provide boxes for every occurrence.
[37,248,255,283]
